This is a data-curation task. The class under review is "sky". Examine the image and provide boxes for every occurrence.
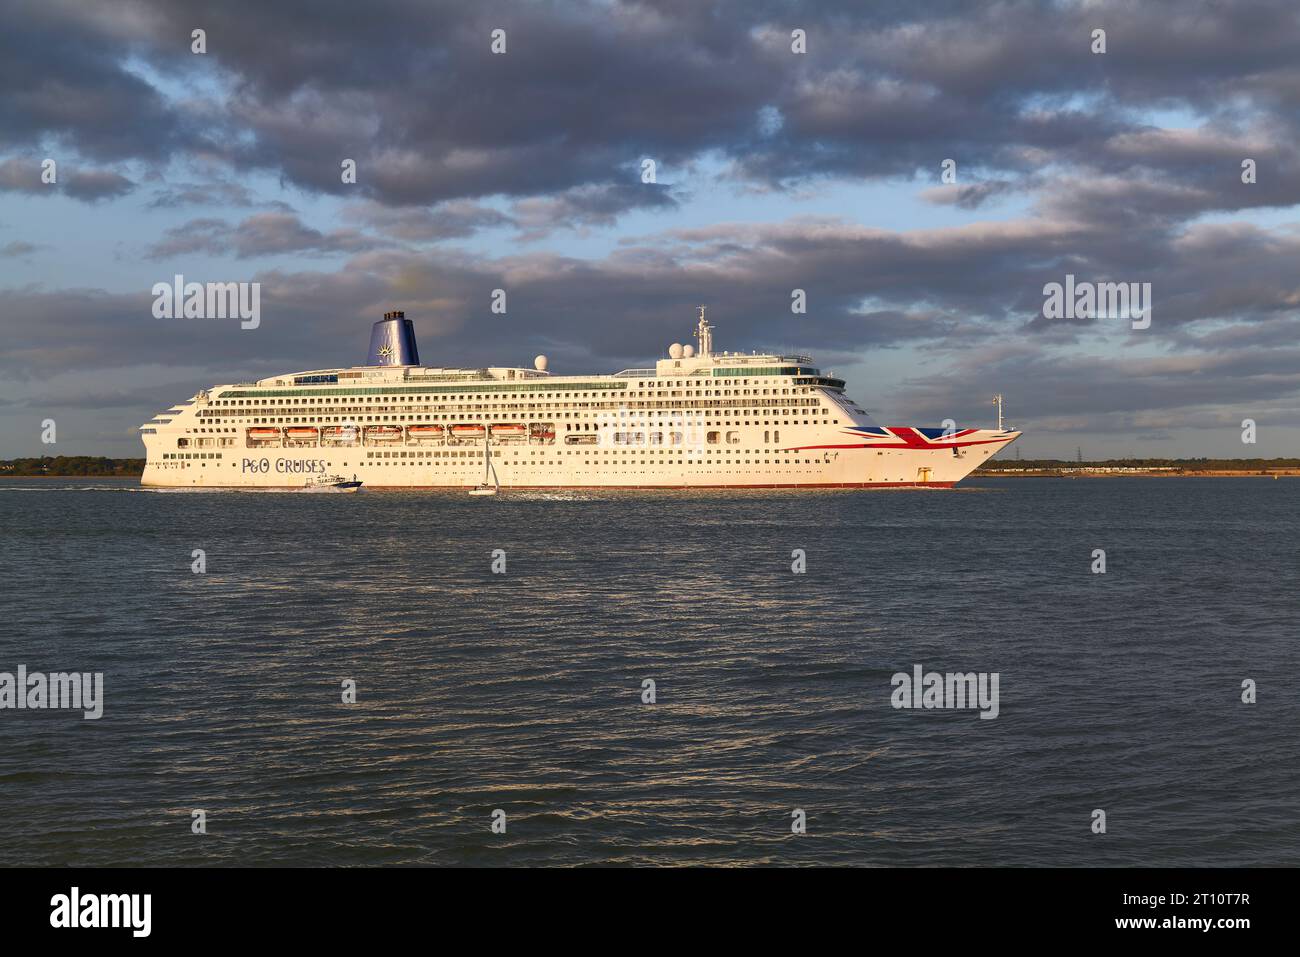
[2,0,1299,460]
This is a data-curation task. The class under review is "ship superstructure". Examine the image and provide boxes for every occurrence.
[139,309,1020,488]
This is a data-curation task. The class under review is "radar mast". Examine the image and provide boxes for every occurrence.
[695,305,714,357]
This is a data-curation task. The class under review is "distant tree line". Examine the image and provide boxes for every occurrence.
[2,454,1297,477]
[980,457,1300,472]
[0,456,145,476]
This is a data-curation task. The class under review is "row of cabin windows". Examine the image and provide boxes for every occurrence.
[199,412,831,425]
[360,451,823,465]
[609,430,782,445]
[212,385,810,407]
[196,408,829,423]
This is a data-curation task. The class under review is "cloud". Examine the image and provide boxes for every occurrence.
[145,211,389,259]
[340,199,513,242]
[4,208,1296,381]
[5,0,1294,215]
[0,157,133,201]
[921,180,1022,210]
[146,179,266,209]
[0,158,44,192]
[896,339,1300,436]
[63,168,135,201]
[3,0,1300,456]
[510,183,678,240]
[0,0,188,162]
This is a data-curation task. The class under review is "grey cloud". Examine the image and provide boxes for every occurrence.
[63,168,135,202]
[2,0,1300,456]
[921,180,1022,210]
[0,158,45,192]
[341,199,513,242]
[510,183,678,240]
[9,0,1296,217]
[0,0,192,161]
[5,206,1293,376]
[0,0,1293,294]
[147,179,263,209]
[897,342,1300,438]
[0,157,134,201]
[146,212,389,259]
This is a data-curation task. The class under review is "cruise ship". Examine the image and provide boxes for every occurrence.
[139,309,1020,489]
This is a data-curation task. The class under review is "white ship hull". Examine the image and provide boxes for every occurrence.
[139,309,1020,490]
[140,428,1017,489]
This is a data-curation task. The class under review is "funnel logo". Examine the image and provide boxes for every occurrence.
[366,311,419,366]
[151,274,261,329]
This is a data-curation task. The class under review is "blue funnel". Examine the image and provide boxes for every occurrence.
[366,311,420,366]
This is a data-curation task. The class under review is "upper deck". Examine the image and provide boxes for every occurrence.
[210,307,844,398]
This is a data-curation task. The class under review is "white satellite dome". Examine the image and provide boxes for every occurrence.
[668,343,684,359]
[682,344,695,358]
[534,355,548,371]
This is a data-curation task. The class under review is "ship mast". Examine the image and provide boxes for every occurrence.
[695,305,714,357]
[992,394,1004,432]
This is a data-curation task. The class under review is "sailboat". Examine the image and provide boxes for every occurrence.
[468,435,501,496]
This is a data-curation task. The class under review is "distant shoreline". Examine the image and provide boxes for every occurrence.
[0,474,141,479]
[1,456,144,478]
[3,471,1296,480]
[981,470,1299,478]
[5,457,1298,480]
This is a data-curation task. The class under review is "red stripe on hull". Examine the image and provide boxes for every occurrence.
[783,437,1013,452]
[360,481,960,490]
[142,481,961,491]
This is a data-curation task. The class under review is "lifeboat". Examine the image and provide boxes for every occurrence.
[407,425,445,437]
[286,427,319,438]
[247,428,281,438]
[490,423,526,437]
[450,424,486,438]
[365,425,403,441]
[322,426,358,439]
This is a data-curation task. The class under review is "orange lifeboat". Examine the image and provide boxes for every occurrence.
[286,427,319,438]
[490,423,526,437]
[407,425,445,437]
[450,424,486,438]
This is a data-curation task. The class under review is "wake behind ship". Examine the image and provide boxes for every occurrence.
[139,309,1020,489]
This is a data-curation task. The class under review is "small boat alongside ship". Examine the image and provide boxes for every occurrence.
[302,474,363,493]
